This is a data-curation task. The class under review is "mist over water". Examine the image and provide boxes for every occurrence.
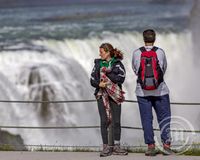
[190,0,200,64]
[0,0,199,146]
[0,31,199,146]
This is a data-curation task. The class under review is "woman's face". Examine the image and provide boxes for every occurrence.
[99,48,111,61]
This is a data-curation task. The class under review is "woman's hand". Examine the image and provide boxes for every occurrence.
[99,81,107,88]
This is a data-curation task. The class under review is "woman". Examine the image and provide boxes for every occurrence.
[90,43,128,157]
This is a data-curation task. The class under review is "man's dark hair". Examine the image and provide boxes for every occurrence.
[143,29,156,43]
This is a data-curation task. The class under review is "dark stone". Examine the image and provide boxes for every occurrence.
[0,130,27,151]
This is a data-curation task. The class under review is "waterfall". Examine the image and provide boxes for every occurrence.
[0,72,43,145]
[190,0,200,63]
[0,30,199,146]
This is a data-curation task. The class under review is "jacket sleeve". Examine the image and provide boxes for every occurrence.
[157,48,167,74]
[90,61,100,88]
[106,61,126,84]
[132,49,141,75]
[162,52,167,74]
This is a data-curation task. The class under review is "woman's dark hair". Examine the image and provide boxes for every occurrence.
[100,43,123,60]
[143,29,156,43]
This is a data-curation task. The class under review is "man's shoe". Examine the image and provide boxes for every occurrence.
[162,144,175,155]
[145,144,157,156]
[112,144,128,155]
[100,144,112,157]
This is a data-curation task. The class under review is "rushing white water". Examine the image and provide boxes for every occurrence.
[0,30,199,146]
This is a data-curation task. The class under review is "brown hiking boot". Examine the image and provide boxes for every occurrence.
[100,144,112,157]
[162,144,175,155]
[112,144,128,155]
[145,144,158,156]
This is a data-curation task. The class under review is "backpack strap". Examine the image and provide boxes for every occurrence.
[140,46,158,52]
[151,46,158,52]
[139,47,146,53]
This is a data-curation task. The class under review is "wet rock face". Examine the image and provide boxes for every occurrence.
[0,130,27,151]
[14,58,94,134]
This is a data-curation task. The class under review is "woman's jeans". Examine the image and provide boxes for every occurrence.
[97,97,121,144]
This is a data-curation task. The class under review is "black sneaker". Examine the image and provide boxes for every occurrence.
[100,145,112,157]
[112,144,128,155]
[163,146,175,155]
[145,145,158,156]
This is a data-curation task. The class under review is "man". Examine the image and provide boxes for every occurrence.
[132,29,173,156]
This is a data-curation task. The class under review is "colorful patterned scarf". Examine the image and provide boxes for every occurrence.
[97,67,125,124]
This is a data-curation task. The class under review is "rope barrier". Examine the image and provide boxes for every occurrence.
[0,99,199,150]
[0,100,96,104]
[0,99,199,132]
[0,99,199,105]
[125,100,200,106]
[1,125,200,133]
[122,126,200,133]
[0,125,99,129]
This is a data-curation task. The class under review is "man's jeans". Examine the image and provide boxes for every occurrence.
[137,94,171,145]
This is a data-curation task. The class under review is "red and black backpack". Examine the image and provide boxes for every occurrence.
[137,46,163,90]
